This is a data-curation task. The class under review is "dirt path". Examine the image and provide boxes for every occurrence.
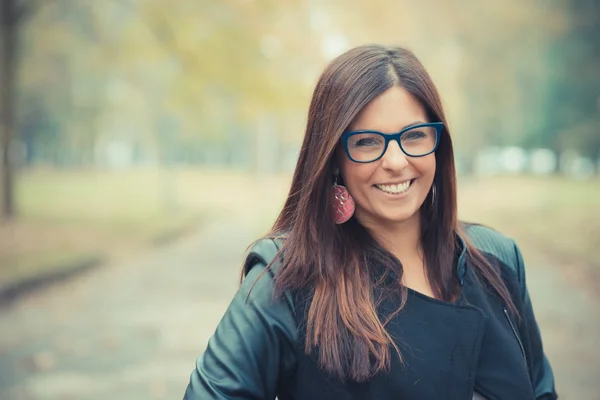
[0,214,256,400]
[525,258,600,399]
[0,214,598,399]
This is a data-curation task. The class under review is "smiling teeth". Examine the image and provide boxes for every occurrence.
[375,181,411,194]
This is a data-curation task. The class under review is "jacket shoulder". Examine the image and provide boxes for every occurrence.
[242,236,294,316]
[243,237,284,277]
[462,222,521,279]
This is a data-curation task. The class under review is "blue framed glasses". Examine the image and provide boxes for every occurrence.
[341,122,443,163]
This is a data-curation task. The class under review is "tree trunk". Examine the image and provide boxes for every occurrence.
[1,0,17,219]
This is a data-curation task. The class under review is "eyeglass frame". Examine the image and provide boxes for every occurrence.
[340,122,444,163]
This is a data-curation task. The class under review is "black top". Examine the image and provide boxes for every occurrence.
[183,224,558,400]
[289,265,533,400]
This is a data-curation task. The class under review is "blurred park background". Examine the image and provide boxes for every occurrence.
[0,0,599,399]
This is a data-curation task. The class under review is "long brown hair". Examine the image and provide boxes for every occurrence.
[261,45,516,382]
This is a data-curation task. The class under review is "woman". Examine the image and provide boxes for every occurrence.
[184,45,557,399]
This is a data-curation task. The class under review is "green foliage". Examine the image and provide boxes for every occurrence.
[9,0,600,168]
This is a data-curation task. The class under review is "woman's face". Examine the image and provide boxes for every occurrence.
[337,86,436,229]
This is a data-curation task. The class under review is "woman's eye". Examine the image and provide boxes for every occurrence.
[403,130,426,140]
[355,138,379,146]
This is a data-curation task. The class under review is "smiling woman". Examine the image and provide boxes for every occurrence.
[337,89,440,237]
[183,45,558,400]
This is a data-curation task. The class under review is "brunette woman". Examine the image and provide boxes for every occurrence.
[184,44,557,400]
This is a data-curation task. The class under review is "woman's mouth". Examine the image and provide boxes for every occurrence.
[374,179,415,195]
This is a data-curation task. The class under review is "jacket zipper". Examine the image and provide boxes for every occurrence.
[503,308,527,364]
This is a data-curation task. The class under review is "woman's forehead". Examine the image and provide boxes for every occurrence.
[349,86,427,133]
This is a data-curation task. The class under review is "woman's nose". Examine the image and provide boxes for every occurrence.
[381,140,409,171]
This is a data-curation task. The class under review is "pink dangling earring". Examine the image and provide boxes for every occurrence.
[332,176,355,224]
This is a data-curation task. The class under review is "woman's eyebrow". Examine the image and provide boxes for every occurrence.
[348,121,428,133]
[401,121,428,130]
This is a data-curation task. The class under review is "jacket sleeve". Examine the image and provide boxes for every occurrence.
[183,261,298,400]
[512,242,558,400]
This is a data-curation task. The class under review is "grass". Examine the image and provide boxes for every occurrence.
[0,249,101,290]
[0,167,292,290]
[458,175,600,292]
[1,168,598,296]
[0,167,209,289]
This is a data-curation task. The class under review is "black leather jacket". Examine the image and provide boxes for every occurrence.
[183,225,557,399]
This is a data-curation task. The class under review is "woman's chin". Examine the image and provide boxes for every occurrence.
[373,208,420,226]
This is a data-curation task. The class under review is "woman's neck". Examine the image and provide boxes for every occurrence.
[365,214,423,264]
[361,213,438,298]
